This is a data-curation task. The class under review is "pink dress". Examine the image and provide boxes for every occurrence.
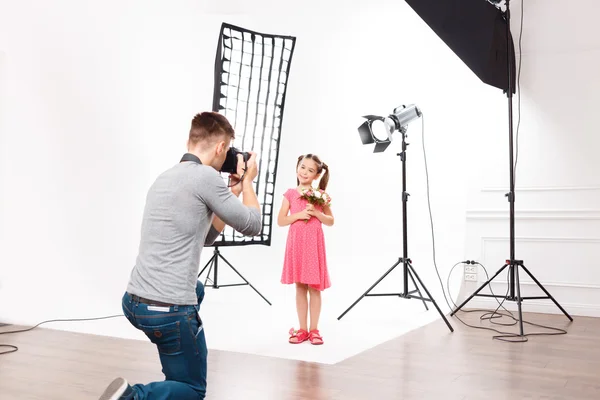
[281,188,331,291]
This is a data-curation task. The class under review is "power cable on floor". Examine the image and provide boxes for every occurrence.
[0,315,122,355]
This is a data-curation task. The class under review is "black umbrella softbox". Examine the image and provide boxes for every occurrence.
[405,0,515,93]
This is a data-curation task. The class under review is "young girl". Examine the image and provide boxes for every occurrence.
[277,154,334,345]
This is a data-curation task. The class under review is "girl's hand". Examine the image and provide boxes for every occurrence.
[307,209,320,217]
[296,210,311,221]
[306,203,315,212]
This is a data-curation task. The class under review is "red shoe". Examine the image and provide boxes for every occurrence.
[309,329,324,345]
[289,328,309,344]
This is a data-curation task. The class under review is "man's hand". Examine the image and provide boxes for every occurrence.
[237,151,260,211]
[239,152,259,183]
[229,173,243,196]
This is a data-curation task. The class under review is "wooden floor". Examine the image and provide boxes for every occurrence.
[1,311,599,399]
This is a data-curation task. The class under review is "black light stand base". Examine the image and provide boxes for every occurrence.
[337,257,454,333]
[450,259,573,336]
[198,247,272,306]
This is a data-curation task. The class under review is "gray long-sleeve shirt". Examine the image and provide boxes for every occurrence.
[126,160,261,305]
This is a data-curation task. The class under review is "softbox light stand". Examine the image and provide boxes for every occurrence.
[449,0,572,334]
[198,247,272,305]
[338,130,454,333]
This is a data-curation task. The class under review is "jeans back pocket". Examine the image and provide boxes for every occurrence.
[138,320,182,356]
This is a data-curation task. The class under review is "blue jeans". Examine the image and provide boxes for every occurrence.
[122,282,207,399]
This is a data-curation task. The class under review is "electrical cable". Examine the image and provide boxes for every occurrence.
[0,344,17,355]
[444,261,567,342]
[420,111,516,326]
[419,109,527,340]
[420,112,524,339]
[422,112,568,342]
[420,113,450,310]
[513,0,524,186]
[420,113,510,324]
[0,314,122,356]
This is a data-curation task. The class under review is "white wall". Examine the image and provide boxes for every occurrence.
[0,49,7,300]
[461,0,600,317]
[8,0,592,342]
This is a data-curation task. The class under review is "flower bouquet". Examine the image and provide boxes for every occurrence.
[299,188,331,223]
[299,187,332,207]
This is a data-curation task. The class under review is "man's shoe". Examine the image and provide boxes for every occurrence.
[98,377,134,400]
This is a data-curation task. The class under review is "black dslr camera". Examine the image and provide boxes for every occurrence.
[220,147,250,174]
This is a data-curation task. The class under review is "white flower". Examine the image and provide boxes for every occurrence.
[314,191,322,198]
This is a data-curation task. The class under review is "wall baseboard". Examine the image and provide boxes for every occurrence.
[457,297,600,318]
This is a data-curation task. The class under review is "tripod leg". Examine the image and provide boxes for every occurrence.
[204,264,215,287]
[519,264,573,321]
[218,254,272,306]
[337,259,403,320]
[514,265,525,336]
[407,263,453,332]
[450,263,508,316]
[199,254,217,287]
[198,253,216,278]
[407,266,429,311]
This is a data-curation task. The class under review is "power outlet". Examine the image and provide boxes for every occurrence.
[464,265,477,274]
[464,273,477,282]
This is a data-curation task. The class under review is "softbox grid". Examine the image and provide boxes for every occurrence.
[211,22,296,247]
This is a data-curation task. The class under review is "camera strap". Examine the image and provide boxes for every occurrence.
[180,153,202,164]
[179,151,242,188]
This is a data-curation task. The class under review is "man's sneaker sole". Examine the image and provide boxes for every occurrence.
[98,377,129,400]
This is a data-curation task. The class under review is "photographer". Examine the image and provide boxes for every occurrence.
[99,112,261,400]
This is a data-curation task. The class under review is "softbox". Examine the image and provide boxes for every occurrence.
[404,0,515,93]
[211,23,296,247]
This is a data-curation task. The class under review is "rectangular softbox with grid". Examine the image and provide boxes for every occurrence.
[210,22,297,247]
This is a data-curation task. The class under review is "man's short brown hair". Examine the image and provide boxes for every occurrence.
[189,112,235,145]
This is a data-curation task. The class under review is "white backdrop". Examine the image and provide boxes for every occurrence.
[0,0,528,361]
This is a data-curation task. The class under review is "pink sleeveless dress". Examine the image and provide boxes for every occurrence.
[280,188,331,291]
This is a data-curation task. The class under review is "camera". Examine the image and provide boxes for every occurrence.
[220,147,250,174]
